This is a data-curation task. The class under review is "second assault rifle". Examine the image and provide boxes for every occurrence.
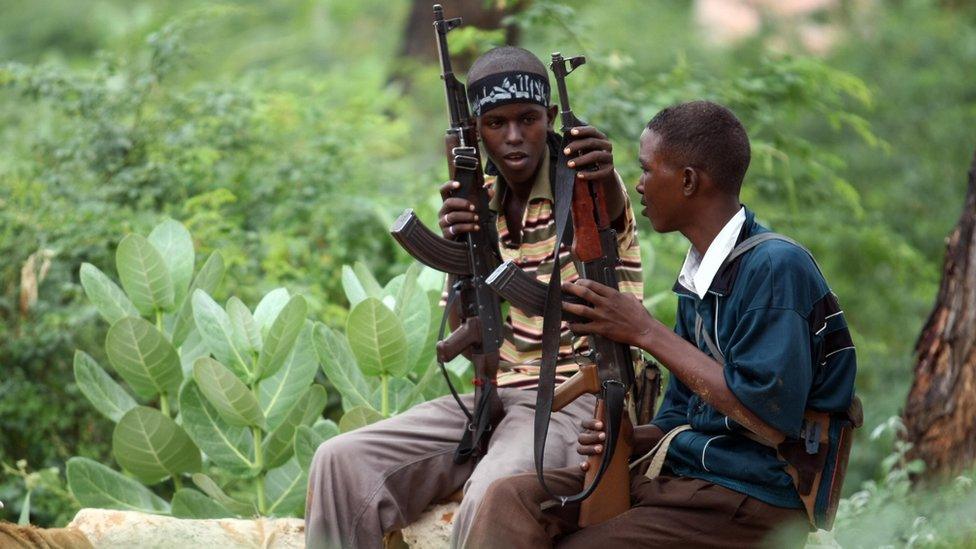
[486,53,638,526]
[390,4,503,464]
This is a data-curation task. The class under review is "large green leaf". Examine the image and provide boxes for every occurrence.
[353,262,385,297]
[370,377,421,415]
[256,295,306,380]
[192,290,251,380]
[413,290,442,375]
[260,322,318,431]
[253,288,290,333]
[147,219,195,307]
[416,266,445,293]
[338,406,384,433]
[340,265,368,307]
[192,473,256,516]
[171,252,224,347]
[405,359,441,405]
[313,322,372,411]
[171,489,235,519]
[394,263,430,373]
[294,421,339,470]
[112,406,201,484]
[178,382,254,475]
[105,316,182,400]
[227,296,261,353]
[116,233,175,315]
[346,298,409,377]
[178,328,209,379]
[66,457,170,513]
[383,274,405,301]
[263,385,327,470]
[265,458,307,517]
[73,350,138,423]
[79,263,140,325]
[192,357,265,429]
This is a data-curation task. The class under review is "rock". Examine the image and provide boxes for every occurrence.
[399,502,458,549]
[0,521,94,549]
[69,504,458,548]
[69,509,304,548]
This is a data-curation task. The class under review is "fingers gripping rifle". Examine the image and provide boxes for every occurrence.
[486,53,635,526]
[389,4,503,464]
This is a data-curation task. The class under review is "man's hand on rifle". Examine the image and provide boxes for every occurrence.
[561,278,656,349]
[437,180,495,239]
[577,419,665,471]
[438,180,478,238]
[563,126,615,182]
[563,126,626,221]
[576,418,606,471]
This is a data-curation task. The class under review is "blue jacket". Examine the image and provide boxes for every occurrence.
[652,208,857,508]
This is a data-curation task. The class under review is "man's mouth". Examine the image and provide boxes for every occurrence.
[503,152,529,166]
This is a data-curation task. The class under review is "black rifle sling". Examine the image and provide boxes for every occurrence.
[437,286,472,422]
[533,136,624,506]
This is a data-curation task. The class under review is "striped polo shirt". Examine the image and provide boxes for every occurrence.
[485,146,644,388]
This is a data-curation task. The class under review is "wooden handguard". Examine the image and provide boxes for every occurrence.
[579,399,633,527]
[571,179,603,263]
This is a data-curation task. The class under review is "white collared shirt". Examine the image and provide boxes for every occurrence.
[678,207,746,299]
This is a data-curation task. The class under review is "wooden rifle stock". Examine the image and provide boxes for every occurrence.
[580,401,633,527]
[551,365,634,527]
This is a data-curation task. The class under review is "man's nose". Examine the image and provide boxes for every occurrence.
[505,122,523,144]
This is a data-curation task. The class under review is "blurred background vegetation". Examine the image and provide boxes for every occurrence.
[1,0,975,543]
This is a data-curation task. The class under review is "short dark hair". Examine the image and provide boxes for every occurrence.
[468,46,549,87]
[646,101,751,193]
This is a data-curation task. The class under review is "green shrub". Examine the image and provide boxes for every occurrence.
[315,261,473,431]
[66,218,328,517]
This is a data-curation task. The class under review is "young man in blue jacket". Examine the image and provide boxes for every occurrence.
[464,100,857,548]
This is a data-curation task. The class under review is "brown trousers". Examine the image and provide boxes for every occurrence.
[305,390,595,549]
[464,468,809,549]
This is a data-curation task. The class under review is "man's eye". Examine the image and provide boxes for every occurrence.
[487,120,502,129]
[522,116,537,124]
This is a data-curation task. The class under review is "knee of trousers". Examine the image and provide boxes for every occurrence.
[309,433,362,485]
[475,473,538,513]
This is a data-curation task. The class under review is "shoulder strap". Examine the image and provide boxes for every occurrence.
[695,232,823,365]
[721,232,824,278]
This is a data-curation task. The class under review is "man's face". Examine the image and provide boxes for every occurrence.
[478,103,551,187]
[637,129,685,233]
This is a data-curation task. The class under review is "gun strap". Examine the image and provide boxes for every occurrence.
[532,133,623,506]
[695,232,821,368]
[693,232,844,528]
[438,283,499,464]
[437,286,473,422]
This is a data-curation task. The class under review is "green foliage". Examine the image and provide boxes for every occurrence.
[827,417,976,547]
[65,219,330,519]
[316,261,455,422]
[2,0,975,530]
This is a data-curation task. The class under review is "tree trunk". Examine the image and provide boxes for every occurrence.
[399,0,526,68]
[903,148,976,479]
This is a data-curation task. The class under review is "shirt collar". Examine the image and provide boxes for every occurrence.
[676,207,746,299]
[488,146,552,212]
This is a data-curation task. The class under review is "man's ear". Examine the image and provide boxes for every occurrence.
[475,115,486,141]
[681,167,699,197]
[546,104,558,129]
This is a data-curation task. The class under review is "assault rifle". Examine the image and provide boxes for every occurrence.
[486,53,636,526]
[390,4,503,464]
